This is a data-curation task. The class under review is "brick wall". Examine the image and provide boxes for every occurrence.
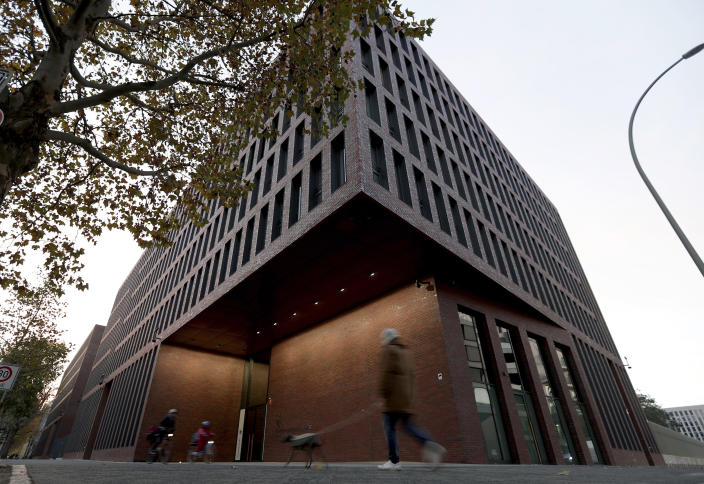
[264,280,463,463]
[134,344,245,462]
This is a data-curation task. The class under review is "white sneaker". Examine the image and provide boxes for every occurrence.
[377,460,402,471]
[423,441,447,469]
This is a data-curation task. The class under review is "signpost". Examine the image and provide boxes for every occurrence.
[0,363,21,407]
[0,68,11,127]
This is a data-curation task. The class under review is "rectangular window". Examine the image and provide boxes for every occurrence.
[210,216,220,250]
[380,58,392,92]
[269,114,280,148]
[209,250,220,293]
[255,204,269,254]
[449,197,467,247]
[393,150,412,206]
[242,217,255,265]
[288,172,302,227]
[191,268,202,307]
[293,122,305,165]
[437,147,453,188]
[490,231,507,276]
[432,183,451,234]
[441,120,453,153]
[310,107,322,148]
[277,139,289,181]
[405,57,416,85]
[199,259,211,300]
[257,136,266,163]
[404,116,420,159]
[374,25,386,54]
[418,72,429,99]
[246,143,256,175]
[478,221,494,266]
[457,308,511,464]
[451,162,466,200]
[369,130,389,189]
[411,43,421,66]
[263,155,274,196]
[282,107,291,133]
[308,154,322,210]
[496,325,548,464]
[331,132,346,192]
[250,169,261,209]
[427,104,440,138]
[398,31,409,52]
[412,91,425,125]
[219,240,231,284]
[364,79,381,124]
[385,98,401,143]
[272,188,285,241]
[360,38,374,74]
[413,168,433,221]
[464,209,482,257]
[396,75,409,109]
[390,41,401,69]
[201,225,212,258]
[230,229,242,274]
[421,132,437,173]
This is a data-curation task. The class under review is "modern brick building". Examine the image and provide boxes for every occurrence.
[33,324,104,458]
[665,405,704,443]
[58,18,662,466]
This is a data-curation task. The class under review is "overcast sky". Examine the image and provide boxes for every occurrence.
[58,0,703,408]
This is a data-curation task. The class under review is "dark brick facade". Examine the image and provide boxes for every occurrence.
[33,324,104,459]
[56,14,661,467]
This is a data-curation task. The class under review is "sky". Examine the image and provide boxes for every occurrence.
[57,0,703,408]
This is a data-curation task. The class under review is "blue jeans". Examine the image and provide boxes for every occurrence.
[383,412,431,464]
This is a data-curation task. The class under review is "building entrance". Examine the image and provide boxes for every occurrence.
[235,356,270,461]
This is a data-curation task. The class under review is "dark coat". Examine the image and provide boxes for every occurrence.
[378,337,415,413]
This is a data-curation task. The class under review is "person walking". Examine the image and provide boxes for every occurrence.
[377,328,446,471]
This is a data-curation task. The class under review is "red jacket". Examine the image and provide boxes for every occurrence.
[196,427,215,452]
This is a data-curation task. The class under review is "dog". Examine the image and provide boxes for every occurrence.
[282,433,324,469]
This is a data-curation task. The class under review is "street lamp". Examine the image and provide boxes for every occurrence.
[628,42,704,278]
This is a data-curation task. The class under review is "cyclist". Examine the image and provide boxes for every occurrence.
[147,409,178,462]
[194,421,216,462]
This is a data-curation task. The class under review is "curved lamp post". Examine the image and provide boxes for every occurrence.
[628,42,704,278]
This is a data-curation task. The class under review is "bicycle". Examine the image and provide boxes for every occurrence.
[147,432,174,464]
[187,439,216,463]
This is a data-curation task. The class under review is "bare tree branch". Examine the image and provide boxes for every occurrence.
[43,130,171,176]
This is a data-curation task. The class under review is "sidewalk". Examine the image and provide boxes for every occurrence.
[4,459,704,483]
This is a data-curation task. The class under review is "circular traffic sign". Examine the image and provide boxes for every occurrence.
[0,366,13,382]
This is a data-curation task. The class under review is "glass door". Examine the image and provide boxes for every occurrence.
[459,309,511,463]
[496,325,547,464]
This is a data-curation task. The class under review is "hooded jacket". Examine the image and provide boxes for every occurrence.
[378,337,414,413]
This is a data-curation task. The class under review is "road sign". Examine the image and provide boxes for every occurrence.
[0,364,21,391]
[0,69,11,91]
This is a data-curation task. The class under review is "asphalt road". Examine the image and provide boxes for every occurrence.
[3,459,704,483]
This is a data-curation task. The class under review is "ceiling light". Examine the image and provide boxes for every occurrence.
[313,301,319,305]
[370,272,376,277]
[256,330,261,335]
[339,288,345,292]
[273,322,277,326]
[292,312,297,316]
